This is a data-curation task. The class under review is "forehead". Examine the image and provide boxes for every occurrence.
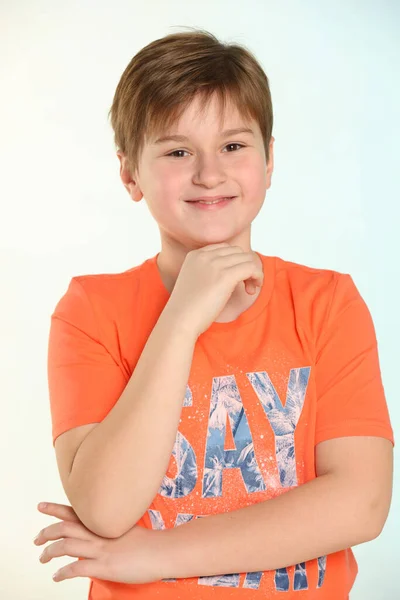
[178,92,243,123]
[153,127,256,146]
[146,92,256,145]
[145,93,257,145]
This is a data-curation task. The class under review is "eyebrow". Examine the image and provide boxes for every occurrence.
[153,127,255,145]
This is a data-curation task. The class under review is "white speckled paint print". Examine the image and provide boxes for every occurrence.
[147,366,328,593]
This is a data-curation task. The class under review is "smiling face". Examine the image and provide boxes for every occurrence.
[118,91,274,255]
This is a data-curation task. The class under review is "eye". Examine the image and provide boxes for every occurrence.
[166,143,244,158]
[167,149,190,158]
[224,143,244,152]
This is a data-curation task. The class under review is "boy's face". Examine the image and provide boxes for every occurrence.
[118,92,274,252]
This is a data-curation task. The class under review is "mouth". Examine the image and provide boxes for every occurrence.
[185,196,236,209]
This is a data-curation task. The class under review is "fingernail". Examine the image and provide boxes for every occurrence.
[38,502,47,510]
[33,535,39,544]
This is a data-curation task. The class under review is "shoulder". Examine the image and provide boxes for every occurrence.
[271,254,348,309]
[50,255,156,334]
[266,254,362,341]
[274,254,341,288]
[72,257,149,295]
[272,254,362,305]
[55,255,154,309]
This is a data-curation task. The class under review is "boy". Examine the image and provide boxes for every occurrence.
[36,27,394,599]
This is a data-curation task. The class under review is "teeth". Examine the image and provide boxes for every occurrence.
[197,197,230,204]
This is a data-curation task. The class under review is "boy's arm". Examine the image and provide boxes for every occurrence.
[60,304,198,538]
[158,435,393,578]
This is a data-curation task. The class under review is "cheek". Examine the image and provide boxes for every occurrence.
[154,163,184,191]
[235,159,267,195]
[145,175,182,223]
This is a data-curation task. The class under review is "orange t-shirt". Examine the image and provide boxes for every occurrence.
[47,251,394,600]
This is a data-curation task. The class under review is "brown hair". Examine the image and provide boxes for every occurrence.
[108,27,273,176]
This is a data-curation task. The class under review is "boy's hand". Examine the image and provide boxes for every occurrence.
[33,502,164,584]
[164,243,264,337]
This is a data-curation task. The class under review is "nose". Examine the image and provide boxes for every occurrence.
[192,155,227,188]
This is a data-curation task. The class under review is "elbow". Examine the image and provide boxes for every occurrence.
[65,474,146,538]
[363,517,385,543]
[71,504,138,538]
[357,499,392,543]
[366,486,393,541]
[68,493,142,539]
[78,510,129,539]
[365,508,391,542]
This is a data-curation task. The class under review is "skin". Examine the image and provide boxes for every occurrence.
[118,92,274,314]
[34,502,165,583]
[34,93,277,583]
[33,435,393,583]
[34,93,392,584]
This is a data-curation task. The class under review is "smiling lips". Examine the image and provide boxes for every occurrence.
[186,195,235,205]
[186,196,236,209]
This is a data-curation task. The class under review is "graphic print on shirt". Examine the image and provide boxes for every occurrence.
[149,366,328,592]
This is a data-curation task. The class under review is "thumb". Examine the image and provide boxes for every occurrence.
[245,281,256,295]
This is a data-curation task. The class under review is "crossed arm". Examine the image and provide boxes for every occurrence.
[158,435,393,579]
[35,435,392,582]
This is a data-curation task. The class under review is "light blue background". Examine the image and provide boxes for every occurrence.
[1,1,398,597]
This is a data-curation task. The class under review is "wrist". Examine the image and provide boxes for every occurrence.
[150,528,176,581]
[159,302,199,343]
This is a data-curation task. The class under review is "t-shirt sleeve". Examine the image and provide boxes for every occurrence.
[47,277,128,446]
[314,272,394,447]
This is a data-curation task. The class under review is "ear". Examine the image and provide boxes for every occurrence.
[265,136,274,190]
[116,151,143,202]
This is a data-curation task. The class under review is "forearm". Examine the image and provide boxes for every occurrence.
[160,473,377,579]
[67,305,198,538]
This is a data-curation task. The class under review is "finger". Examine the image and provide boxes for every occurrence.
[244,273,263,291]
[52,558,100,582]
[200,243,232,251]
[39,538,98,564]
[248,271,264,288]
[245,281,257,295]
[34,520,93,546]
[37,502,80,522]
